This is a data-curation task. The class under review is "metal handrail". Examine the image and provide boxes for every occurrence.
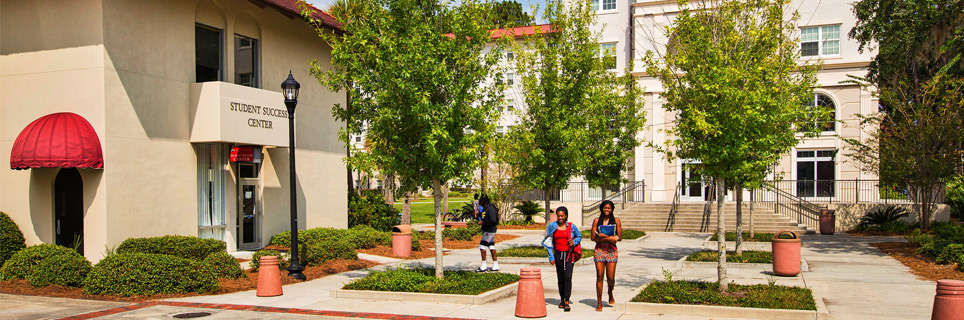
[753,183,826,230]
[582,180,645,220]
[665,182,682,231]
[700,182,717,233]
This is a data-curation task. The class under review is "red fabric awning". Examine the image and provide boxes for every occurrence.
[10,112,104,170]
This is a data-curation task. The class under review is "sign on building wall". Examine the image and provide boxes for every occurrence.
[190,82,290,147]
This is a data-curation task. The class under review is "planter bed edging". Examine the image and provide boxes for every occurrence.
[584,234,650,247]
[703,240,772,251]
[674,255,809,272]
[330,282,518,305]
[622,301,829,320]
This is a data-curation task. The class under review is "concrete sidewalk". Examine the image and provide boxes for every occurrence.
[0,231,938,319]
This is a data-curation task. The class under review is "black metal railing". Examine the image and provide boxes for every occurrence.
[751,183,826,230]
[581,181,646,221]
[761,179,913,204]
[665,182,682,232]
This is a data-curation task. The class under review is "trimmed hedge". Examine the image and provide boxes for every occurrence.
[271,226,421,253]
[443,222,480,241]
[204,251,246,279]
[117,235,226,260]
[581,229,647,240]
[632,280,816,311]
[251,249,289,272]
[0,211,27,267]
[348,191,400,232]
[343,267,519,295]
[686,250,773,263]
[0,244,91,288]
[302,238,358,266]
[83,252,219,296]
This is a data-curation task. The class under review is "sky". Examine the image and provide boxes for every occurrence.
[304,0,549,23]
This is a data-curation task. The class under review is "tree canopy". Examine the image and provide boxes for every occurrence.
[488,0,536,28]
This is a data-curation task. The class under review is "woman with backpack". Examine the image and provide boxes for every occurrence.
[542,206,581,312]
[591,200,622,311]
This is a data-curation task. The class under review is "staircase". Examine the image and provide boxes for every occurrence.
[619,202,811,233]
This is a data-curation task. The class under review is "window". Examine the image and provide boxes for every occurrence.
[234,35,259,88]
[196,24,222,82]
[355,136,362,143]
[800,25,840,57]
[796,150,835,198]
[507,104,514,111]
[196,144,226,240]
[600,43,617,70]
[590,0,616,11]
[506,52,514,60]
[496,126,506,135]
[506,72,514,86]
[804,93,836,132]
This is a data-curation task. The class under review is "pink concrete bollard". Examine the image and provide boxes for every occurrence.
[772,230,801,277]
[932,279,964,320]
[256,256,283,297]
[515,267,547,318]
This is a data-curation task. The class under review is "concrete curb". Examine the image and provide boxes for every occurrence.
[330,282,518,305]
[497,256,595,265]
[622,301,829,320]
[674,254,810,272]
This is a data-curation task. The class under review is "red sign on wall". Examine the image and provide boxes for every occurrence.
[230,146,254,162]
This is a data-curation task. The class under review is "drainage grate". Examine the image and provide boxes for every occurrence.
[172,312,212,319]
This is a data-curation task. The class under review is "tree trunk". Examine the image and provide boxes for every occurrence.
[735,185,743,255]
[443,182,449,216]
[749,191,755,238]
[384,173,396,205]
[402,192,412,225]
[716,176,728,292]
[432,178,444,279]
[346,89,355,196]
[544,187,552,223]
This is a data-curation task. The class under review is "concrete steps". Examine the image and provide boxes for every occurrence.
[618,202,810,233]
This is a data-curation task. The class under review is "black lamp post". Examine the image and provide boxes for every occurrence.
[282,71,305,281]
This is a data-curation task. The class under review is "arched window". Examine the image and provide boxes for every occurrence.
[807,93,836,132]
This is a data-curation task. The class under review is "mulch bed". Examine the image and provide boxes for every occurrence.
[498,223,546,230]
[357,245,437,259]
[871,242,964,281]
[0,259,379,303]
[357,234,521,260]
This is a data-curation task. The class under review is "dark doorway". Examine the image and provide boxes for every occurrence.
[55,168,84,254]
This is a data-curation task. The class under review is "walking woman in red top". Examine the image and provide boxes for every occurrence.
[542,206,581,312]
[591,200,622,311]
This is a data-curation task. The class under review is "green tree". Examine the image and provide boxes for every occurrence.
[489,0,535,28]
[643,0,820,291]
[508,0,641,220]
[846,0,964,229]
[310,0,503,279]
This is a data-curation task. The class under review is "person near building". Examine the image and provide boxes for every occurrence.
[542,206,581,312]
[476,194,500,272]
[591,200,622,311]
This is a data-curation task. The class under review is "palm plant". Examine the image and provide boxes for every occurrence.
[513,200,543,222]
[858,205,909,227]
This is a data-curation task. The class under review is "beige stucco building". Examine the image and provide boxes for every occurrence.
[1,0,348,261]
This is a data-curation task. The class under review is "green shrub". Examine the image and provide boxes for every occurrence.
[203,251,246,279]
[117,235,225,261]
[581,229,647,240]
[250,249,289,271]
[958,254,964,272]
[83,252,219,296]
[411,230,422,251]
[708,232,781,242]
[302,238,358,266]
[269,231,291,248]
[936,244,964,265]
[931,222,964,245]
[0,212,26,268]
[852,221,914,233]
[859,205,909,227]
[632,280,816,311]
[348,225,390,249]
[946,175,964,220]
[513,201,543,222]
[686,250,773,263]
[0,244,91,287]
[500,245,593,259]
[348,191,399,232]
[443,223,480,241]
[29,253,93,287]
[343,267,519,295]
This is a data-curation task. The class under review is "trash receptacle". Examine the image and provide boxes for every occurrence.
[392,225,412,257]
[819,209,836,235]
[772,230,801,277]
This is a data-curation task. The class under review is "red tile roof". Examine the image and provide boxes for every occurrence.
[251,0,341,30]
[489,24,554,39]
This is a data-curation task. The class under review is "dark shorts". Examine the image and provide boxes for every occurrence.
[479,232,496,248]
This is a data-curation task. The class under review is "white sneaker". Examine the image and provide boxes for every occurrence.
[475,266,489,272]
[491,262,500,271]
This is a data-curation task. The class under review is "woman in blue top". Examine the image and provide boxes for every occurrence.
[542,206,581,312]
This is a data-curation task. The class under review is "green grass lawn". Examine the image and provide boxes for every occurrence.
[394,198,470,224]
[708,232,786,242]
[343,268,518,295]
[686,250,773,263]
[632,280,816,310]
[499,245,594,259]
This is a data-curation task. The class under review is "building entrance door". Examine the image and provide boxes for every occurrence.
[54,168,84,254]
[237,163,261,250]
[680,163,707,201]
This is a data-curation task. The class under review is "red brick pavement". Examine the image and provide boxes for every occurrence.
[59,301,478,320]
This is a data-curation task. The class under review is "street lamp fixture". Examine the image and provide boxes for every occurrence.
[282,71,305,281]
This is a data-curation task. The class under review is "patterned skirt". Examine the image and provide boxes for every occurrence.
[593,242,618,263]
